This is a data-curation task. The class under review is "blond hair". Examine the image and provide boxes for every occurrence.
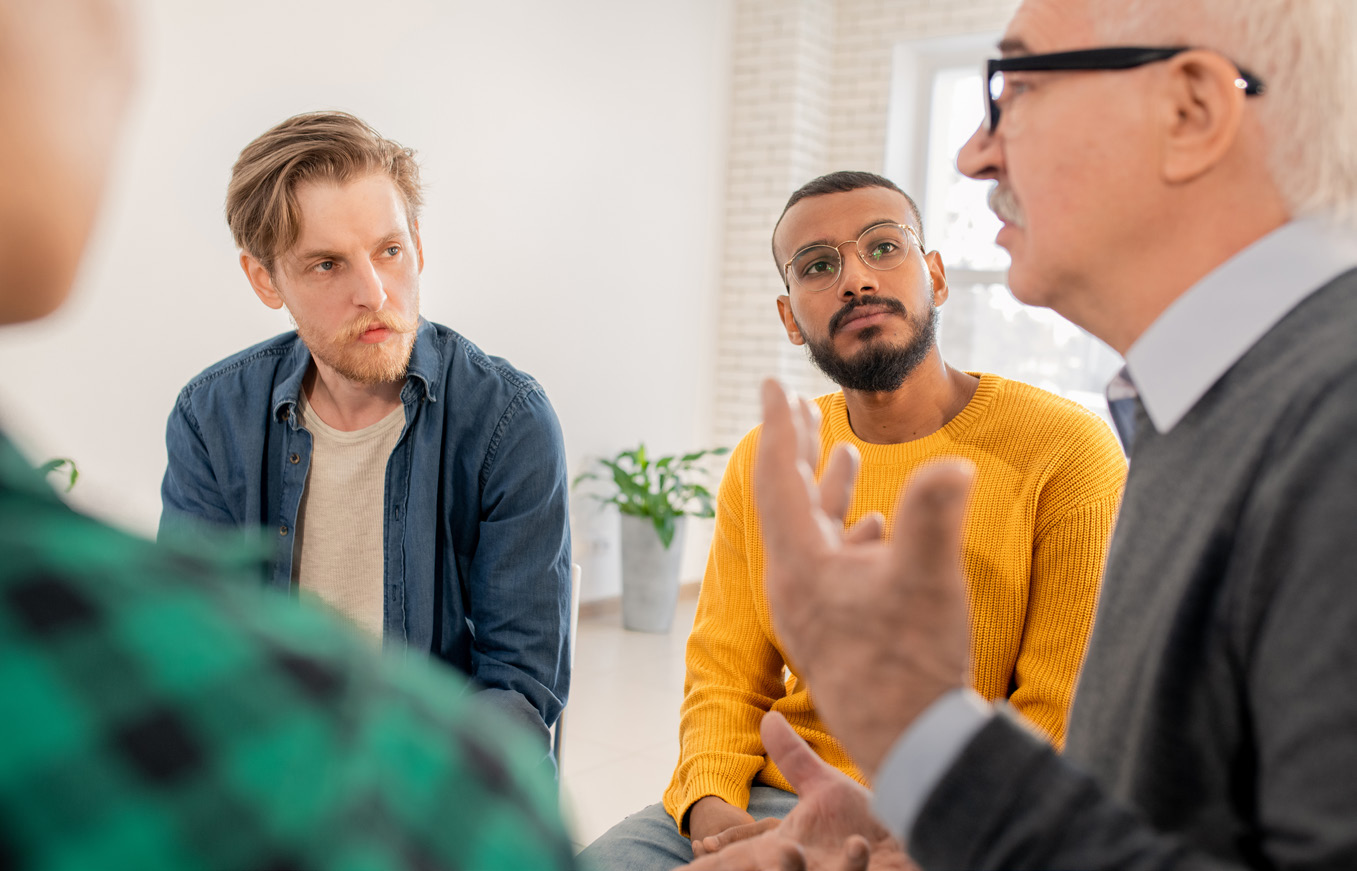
[1092,0,1357,225]
[225,111,423,272]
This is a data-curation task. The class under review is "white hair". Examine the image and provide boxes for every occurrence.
[1091,0,1357,226]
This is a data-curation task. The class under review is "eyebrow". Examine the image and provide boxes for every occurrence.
[997,37,1031,56]
[292,229,408,264]
[790,218,903,257]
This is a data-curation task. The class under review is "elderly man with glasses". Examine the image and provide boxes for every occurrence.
[684,1,1357,870]
[578,170,1127,870]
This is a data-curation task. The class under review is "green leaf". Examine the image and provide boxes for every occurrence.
[39,457,79,493]
[578,442,729,523]
[655,513,676,549]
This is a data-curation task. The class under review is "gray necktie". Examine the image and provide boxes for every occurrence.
[1106,368,1140,453]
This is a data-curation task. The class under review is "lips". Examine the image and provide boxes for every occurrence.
[832,302,903,336]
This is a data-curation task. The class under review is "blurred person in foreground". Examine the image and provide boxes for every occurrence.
[0,2,574,868]
[685,0,1357,868]
[581,170,1124,870]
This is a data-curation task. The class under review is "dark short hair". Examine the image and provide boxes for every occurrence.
[771,171,925,282]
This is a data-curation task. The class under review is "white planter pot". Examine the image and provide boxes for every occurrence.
[619,513,687,633]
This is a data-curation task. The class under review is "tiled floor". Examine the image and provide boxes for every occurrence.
[560,596,699,852]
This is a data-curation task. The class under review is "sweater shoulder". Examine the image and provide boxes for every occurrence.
[977,375,1124,470]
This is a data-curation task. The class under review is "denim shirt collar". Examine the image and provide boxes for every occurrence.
[268,318,444,427]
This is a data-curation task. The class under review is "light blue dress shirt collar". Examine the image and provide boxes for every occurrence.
[1126,216,1357,434]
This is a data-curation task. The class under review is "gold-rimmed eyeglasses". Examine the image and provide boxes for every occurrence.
[782,223,922,293]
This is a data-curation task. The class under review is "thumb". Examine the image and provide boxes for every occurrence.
[761,712,837,794]
[890,459,974,574]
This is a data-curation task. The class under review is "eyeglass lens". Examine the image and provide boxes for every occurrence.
[986,68,1004,132]
[788,224,913,292]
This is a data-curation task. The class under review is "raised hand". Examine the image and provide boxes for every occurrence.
[752,379,974,776]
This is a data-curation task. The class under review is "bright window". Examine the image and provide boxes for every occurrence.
[889,38,1121,417]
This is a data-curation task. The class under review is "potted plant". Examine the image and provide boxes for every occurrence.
[574,443,728,632]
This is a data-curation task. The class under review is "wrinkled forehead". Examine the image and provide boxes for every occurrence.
[1003,0,1103,53]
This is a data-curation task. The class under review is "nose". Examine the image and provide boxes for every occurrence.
[351,260,388,311]
[957,117,1001,181]
[835,241,879,300]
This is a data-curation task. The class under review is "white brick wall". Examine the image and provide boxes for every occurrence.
[713,0,1019,446]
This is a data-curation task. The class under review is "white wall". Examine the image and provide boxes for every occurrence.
[0,0,733,602]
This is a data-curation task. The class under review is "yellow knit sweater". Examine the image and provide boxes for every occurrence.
[663,374,1127,831]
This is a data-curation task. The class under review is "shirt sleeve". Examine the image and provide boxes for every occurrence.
[662,434,788,833]
[871,688,993,838]
[158,389,237,541]
[1007,421,1125,747]
[464,384,572,748]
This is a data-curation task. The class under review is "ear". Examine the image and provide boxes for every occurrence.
[924,250,949,306]
[241,252,285,311]
[775,294,805,346]
[1159,50,1248,184]
[412,219,425,273]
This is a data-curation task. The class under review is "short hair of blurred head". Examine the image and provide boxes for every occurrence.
[225,111,424,275]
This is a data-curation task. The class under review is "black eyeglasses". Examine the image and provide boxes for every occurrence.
[985,46,1266,134]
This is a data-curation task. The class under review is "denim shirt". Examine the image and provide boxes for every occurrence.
[159,320,571,744]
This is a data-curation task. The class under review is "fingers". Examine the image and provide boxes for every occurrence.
[694,818,781,857]
[681,837,805,871]
[839,835,870,871]
[889,460,974,577]
[795,395,822,472]
[843,511,884,544]
[755,379,821,560]
[761,712,841,795]
[819,444,860,528]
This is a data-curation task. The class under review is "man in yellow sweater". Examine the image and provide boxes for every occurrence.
[577,171,1126,869]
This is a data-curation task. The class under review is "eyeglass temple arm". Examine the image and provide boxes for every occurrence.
[990,47,1264,95]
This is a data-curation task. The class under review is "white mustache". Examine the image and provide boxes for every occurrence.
[988,184,1026,228]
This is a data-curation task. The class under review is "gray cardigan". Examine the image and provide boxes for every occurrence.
[911,269,1357,870]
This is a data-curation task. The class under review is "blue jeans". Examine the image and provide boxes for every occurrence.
[577,786,798,871]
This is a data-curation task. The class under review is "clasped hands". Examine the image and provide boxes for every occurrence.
[681,379,975,870]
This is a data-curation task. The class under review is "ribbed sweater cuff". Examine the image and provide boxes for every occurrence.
[665,773,756,835]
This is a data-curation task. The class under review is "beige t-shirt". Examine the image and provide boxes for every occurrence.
[292,391,405,646]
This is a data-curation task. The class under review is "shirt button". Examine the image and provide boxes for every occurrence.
[279,525,289,536]
[289,453,300,464]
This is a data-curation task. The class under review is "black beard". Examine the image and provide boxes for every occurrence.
[800,305,938,393]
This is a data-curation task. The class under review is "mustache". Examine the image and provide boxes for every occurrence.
[828,295,907,336]
[988,184,1026,228]
[340,310,418,343]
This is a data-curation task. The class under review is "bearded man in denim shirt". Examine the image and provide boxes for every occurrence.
[159,111,571,753]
